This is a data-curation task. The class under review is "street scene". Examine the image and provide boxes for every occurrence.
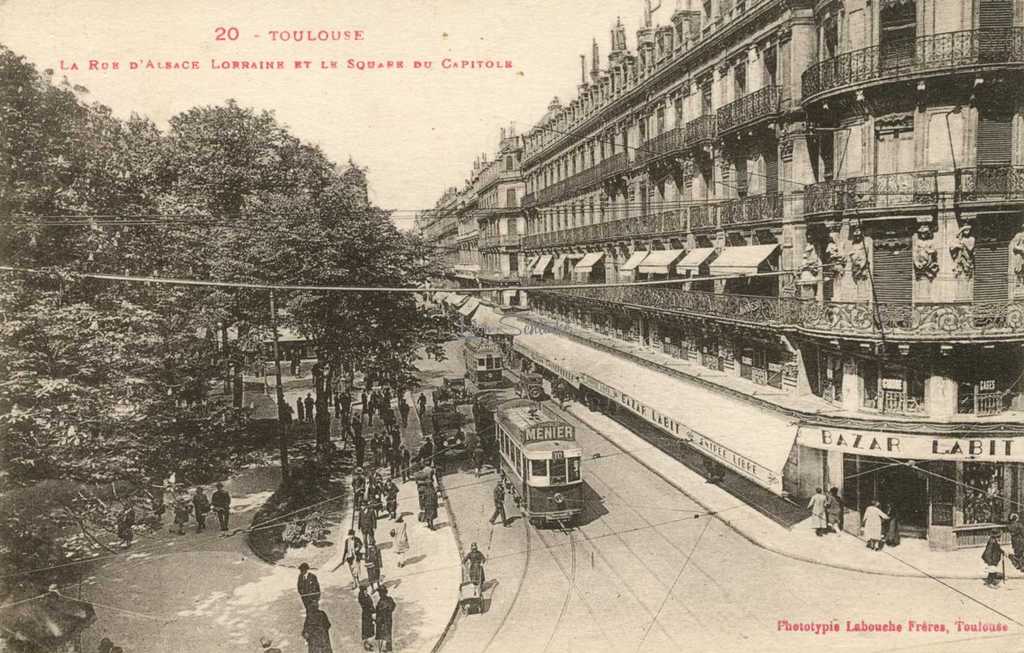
[3,0,1024,652]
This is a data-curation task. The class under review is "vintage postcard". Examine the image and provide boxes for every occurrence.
[2,1,1024,651]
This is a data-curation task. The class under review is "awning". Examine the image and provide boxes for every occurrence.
[531,254,553,276]
[618,250,651,272]
[458,297,481,317]
[566,253,585,260]
[472,305,519,335]
[676,247,717,273]
[524,256,538,272]
[638,249,686,274]
[708,244,779,276]
[434,291,451,302]
[574,252,605,273]
[504,314,796,494]
[444,293,469,306]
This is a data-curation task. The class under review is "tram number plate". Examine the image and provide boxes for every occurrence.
[551,451,564,460]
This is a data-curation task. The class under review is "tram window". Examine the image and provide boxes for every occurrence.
[568,457,581,482]
[531,459,547,476]
[550,458,567,484]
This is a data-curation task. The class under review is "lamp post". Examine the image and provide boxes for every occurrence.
[269,290,289,485]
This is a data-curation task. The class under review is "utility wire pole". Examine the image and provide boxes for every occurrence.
[269,290,289,486]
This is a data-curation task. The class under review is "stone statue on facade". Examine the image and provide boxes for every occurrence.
[949,224,976,279]
[1012,229,1024,286]
[913,224,939,281]
[847,226,870,282]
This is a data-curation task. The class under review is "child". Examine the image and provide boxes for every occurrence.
[392,516,409,569]
[983,530,1006,589]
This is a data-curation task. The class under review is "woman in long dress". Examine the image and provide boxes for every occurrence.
[807,488,828,537]
[862,500,889,551]
[1009,513,1024,571]
[357,586,375,651]
[393,516,409,568]
[884,504,901,547]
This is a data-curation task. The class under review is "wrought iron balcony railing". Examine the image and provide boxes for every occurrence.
[479,233,522,249]
[533,285,1024,340]
[718,192,783,226]
[600,152,629,180]
[687,203,717,230]
[684,114,717,148]
[803,171,938,217]
[955,166,1024,204]
[643,127,687,162]
[716,85,782,134]
[802,28,1024,103]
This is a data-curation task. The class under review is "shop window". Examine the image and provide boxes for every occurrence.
[963,463,1005,525]
[929,461,956,526]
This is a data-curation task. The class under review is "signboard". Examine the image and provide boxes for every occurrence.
[979,379,996,391]
[799,426,1024,462]
[524,421,575,442]
[881,378,903,391]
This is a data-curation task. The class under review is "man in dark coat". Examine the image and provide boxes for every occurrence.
[489,481,508,527]
[352,469,366,511]
[359,506,377,546]
[353,419,366,468]
[304,393,315,424]
[357,586,375,650]
[296,397,306,423]
[398,400,410,428]
[297,563,321,612]
[1009,514,1024,571]
[374,587,396,653]
[399,444,411,483]
[117,504,135,547]
[302,606,333,652]
[417,393,427,416]
[361,390,369,420]
[211,482,231,531]
[280,399,294,425]
[192,487,210,532]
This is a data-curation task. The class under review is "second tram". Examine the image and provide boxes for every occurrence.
[463,337,504,390]
[494,399,583,525]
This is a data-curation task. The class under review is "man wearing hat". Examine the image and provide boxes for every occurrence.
[374,586,396,653]
[297,563,321,612]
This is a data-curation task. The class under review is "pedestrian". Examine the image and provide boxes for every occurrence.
[389,445,401,479]
[172,491,191,535]
[364,541,382,592]
[861,500,889,551]
[885,503,901,547]
[489,480,508,527]
[301,606,333,653]
[358,586,375,651]
[400,444,411,483]
[807,487,827,537]
[353,468,366,512]
[374,586,396,653]
[296,396,306,423]
[417,392,427,416]
[305,393,315,424]
[334,391,343,419]
[359,506,377,547]
[472,444,485,477]
[361,390,369,420]
[280,399,294,426]
[192,486,211,533]
[212,482,231,531]
[392,516,409,568]
[398,400,410,428]
[117,504,135,548]
[354,431,366,469]
[463,542,486,588]
[340,529,364,590]
[983,530,1006,588]
[259,636,283,653]
[297,563,321,612]
[385,478,399,520]
[1009,514,1024,571]
[826,487,844,535]
[422,483,438,530]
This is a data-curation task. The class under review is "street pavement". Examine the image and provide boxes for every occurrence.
[75,370,461,653]
[425,337,1024,653]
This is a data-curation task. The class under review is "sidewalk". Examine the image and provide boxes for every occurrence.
[564,401,1021,581]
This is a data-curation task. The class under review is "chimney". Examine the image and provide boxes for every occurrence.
[609,17,627,66]
[590,38,601,82]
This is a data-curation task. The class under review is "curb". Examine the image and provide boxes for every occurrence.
[430,474,467,653]
[563,403,1016,583]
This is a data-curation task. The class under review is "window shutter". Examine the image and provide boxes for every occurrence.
[976,112,1013,166]
[871,238,913,303]
[974,239,1009,302]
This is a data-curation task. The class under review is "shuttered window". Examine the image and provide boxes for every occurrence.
[765,147,779,194]
[979,1,1014,62]
[974,240,1009,302]
[872,240,913,303]
[976,112,1013,166]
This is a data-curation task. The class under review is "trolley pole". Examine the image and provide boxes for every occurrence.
[269,290,289,486]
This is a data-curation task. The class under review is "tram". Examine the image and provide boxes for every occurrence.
[494,399,583,525]
[463,337,504,390]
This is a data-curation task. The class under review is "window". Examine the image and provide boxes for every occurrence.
[674,97,684,128]
[550,457,567,484]
[733,62,746,99]
[568,457,581,482]
[506,188,518,207]
[656,107,666,135]
[701,82,713,115]
[505,156,514,172]
[963,463,1005,525]
[530,459,547,477]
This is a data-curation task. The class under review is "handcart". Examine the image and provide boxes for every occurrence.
[458,566,482,615]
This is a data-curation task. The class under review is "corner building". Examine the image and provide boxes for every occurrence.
[513,0,1024,549]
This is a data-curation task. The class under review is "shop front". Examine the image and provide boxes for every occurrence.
[798,425,1024,550]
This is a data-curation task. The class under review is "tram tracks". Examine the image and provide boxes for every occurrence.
[541,524,576,653]
[480,517,532,653]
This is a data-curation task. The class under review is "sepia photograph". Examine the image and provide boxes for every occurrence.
[1,0,1024,651]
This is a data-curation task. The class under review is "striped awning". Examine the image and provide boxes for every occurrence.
[676,248,718,273]
[574,252,605,273]
[708,244,779,276]
[618,251,650,272]
[531,254,554,276]
[638,249,686,274]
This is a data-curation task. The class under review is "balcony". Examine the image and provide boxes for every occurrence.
[802,28,1024,105]
[718,192,783,227]
[522,192,536,208]
[955,166,1024,206]
[687,203,718,230]
[802,171,938,219]
[531,285,1024,342]
[600,152,629,180]
[479,233,520,249]
[684,114,717,149]
[716,85,782,135]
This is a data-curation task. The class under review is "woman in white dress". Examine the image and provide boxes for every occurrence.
[862,500,889,551]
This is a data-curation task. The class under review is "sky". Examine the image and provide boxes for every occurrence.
[0,0,661,229]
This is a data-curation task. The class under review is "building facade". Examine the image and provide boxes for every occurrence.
[512,0,1024,549]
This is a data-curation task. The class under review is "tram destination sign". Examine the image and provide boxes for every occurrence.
[524,421,575,443]
[799,426,1024,462]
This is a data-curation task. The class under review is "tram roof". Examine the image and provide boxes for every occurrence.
[497,400,574,442]
[463,336,502,353]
